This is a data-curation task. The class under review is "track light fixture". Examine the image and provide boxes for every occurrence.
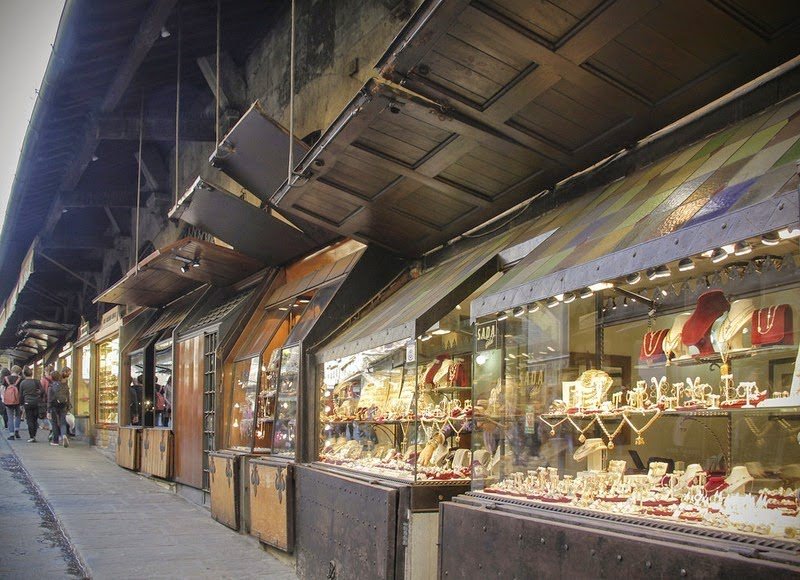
[625,272,641,285]
[677,257,695,272]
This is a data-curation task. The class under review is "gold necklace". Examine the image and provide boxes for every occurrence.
[623,409,661,445]
[744,417,771,445]
[539,415,568,436]
[566,414,597,443]
[757,306,778,334]
[777,418,800,435]
[596,415,626,449]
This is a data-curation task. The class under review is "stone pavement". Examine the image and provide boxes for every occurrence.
[2,429,296,580]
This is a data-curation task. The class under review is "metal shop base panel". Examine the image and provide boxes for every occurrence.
[438,499,800,579]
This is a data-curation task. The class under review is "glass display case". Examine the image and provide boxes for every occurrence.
[472,233,800,543]
[96,337,119,424]
[126,349,145,425]
[318,302,477,484]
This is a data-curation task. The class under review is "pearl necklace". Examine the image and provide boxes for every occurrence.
[642,330,665,357]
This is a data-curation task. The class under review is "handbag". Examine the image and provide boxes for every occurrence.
[639,329,669,362]
[751,305,793,346]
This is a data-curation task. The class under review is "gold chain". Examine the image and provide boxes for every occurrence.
[757,306,778,334]
[539,415,568,436]
[566,414,598,443]
[596,415,626,449]
[622,409,661,445]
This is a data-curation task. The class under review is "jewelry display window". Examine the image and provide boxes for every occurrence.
[318,297,479,484]
[96,337,120,425]
[74,343,91,417]
[472,229,800,543]
[125,349,145,426]
[223,293,315,454]
[152,338,173,428]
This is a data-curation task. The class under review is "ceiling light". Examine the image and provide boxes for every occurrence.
[677,257,695,272]
[191,257,201,268]
[508,353,516,359]
[496,311,509,322]
[554,293,565,301]
[278,306,289,311]
[579,287,594,299]
[528,302,540,313]
[611,298,617,310]
[710,248,728,263]
[430,328,450,336]
[625,272,641,285]
[419,334,432,342]
[778,226,800,239]
[160,26,171,38]
[623,297,628,307]
[475,354,487,366]
[647,265,670,280]
[297,297,311,303]
[733,241,752,256]
[562,292,576,304]
[660,288,668,297]
[91,155,99,162]
[546,297,559,308]
[761,232,780,246]
[180,264,189,273]
[512,306,527,318]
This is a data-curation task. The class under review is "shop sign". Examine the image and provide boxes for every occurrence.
[406,341,416,363]
[475,320,498,350]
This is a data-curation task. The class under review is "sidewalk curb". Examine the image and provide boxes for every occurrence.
[6,439,92,579]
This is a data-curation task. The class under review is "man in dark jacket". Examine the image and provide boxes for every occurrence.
[47,370,70,447]
[19,367,42,442]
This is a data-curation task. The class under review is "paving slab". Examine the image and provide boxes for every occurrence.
[5,429,296,579]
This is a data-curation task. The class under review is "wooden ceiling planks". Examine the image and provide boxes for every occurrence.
[269,0,800,257]
[94,238,264,307]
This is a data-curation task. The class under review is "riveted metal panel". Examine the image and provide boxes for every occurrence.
[295,465,401,580]
[438,500,800,579]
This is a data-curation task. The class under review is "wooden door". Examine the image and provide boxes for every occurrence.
[174,336,205,488]
[209,452,240,530]
[249,459,294,552]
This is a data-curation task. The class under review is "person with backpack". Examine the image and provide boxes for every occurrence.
[2,365,22,439]
[47,370,70,447]
[0,366,10,430]
[19,367,42,442]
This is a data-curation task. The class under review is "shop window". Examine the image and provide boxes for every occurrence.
[152,338,173,428]
[96,337,119,424]
[202,332,217,491]
[75,344,91,417]
[473,234,800,543]
[126,349,145,426]
[317,279,496,483]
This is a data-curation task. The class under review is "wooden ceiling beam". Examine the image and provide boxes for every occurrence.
[61,189,137,208]
[96,115,216,142]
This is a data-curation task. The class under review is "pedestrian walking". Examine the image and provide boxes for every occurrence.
[2,365,22,439]
[19,367,42,442]
[40,364,54,438]
[0,366,10,430]
[47,370,70,447]
[61,366,76,437]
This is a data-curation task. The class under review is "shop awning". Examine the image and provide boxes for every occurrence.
[472,92,800,319]
[170,175,334,265]
[94,237,265,308]
[233,249,365,361]
[4,319,75,362]
[208,101,309,203]
[178,286,255,338]
[270,0,800,257]
[317,227,538,362]
[141,289,204,340]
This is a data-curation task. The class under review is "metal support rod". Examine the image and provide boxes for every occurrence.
[215,0,221,146]
[135,95,144,273]
[175,1,182,206]
[288,0,295,186]
[38,251,98,290]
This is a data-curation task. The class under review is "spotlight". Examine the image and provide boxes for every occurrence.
[546,297,559,308]
[160,26,171,38]
[512,306,527,318]
[579,287,594,299]
[660,288,668,297]
[647,265,671,280]
[611,298,617,310]
[623,297,628,307]
[562,292,576,304]
[710,248,728,263]
[180,264,189,273]
[677,257,695,272]
[528,302,541,313]
[778,227,800,239]
[191,258,201,268]
[625,272,641,285]
[589,282,614,291]
[761,232,780,246]
[496,311,509,322]
[419,334,432,342]
[733,241,752,256]
[91,155,99,162]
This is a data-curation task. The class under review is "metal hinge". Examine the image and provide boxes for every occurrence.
[401,522,409,547]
